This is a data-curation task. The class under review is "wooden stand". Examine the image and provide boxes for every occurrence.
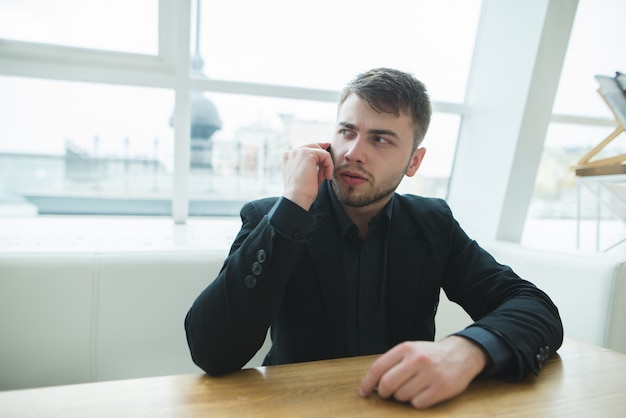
[573,87,626,177]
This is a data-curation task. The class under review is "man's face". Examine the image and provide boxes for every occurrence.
[330,93,426,210]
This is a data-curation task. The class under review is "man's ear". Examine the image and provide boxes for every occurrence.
[405,147,426,177]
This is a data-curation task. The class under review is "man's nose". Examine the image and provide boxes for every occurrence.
[344,136,367,164]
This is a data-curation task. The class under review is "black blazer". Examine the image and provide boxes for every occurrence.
[185,181,563,379]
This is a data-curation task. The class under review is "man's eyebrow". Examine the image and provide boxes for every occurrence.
[338,122,400,138]
[369,128,399,139]
[338,121,357,130]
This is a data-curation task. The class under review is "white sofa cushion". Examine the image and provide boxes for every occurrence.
[1,241,625,390]
[0,253,94,389]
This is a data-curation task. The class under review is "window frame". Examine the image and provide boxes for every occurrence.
[0,0,472,222]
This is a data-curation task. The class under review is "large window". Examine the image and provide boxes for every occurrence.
[0,76,174,214]
[524,0,626,251]
[0,0,482,218]
[0,0,158,54]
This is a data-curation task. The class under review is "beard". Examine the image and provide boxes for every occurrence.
[330,162,408,208]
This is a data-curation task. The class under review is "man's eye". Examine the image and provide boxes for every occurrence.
[374,136,388,144]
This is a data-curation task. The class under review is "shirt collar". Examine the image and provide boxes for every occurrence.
[326,180,394,239]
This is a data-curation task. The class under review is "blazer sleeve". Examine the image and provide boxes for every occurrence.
[184,198,310,375]
[438,200,564,381]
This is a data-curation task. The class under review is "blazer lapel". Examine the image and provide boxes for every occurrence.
[305,189,349,358]
[386,200,427,345]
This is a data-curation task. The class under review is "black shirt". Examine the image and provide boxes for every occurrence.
[328,185,392,356]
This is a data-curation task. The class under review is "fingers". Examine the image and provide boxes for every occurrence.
[301,142,334,181]
[360,355,449,409]
[281,142,334,211]
[307,142,333,182]
[359,345,405,397]
[301,141,330,153]
[361,343,432,400]
[409,384,444,409]
[389,374,432,405]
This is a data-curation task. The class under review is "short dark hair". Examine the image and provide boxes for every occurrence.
[338,68,432,149]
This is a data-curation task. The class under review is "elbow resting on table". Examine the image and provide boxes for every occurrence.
[184,312,251,377]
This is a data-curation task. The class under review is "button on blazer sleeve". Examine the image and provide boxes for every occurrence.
[184,197,310,375]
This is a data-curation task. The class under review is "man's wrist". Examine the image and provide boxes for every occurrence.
[443,335,488,378]
[454,327,514,377]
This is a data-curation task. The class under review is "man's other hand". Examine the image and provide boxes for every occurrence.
[359,336,487,409]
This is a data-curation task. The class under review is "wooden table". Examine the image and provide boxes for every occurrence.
[1,338,625,417]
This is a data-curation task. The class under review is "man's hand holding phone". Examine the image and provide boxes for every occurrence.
[281,142,334,211]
